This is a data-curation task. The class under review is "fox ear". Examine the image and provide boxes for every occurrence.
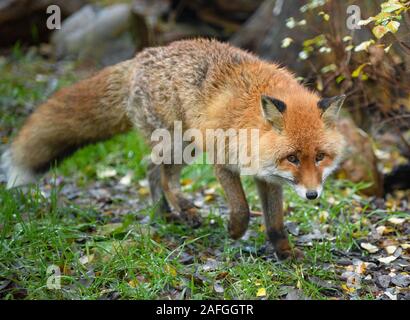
[318,95,346,126]
[261,95,286,131]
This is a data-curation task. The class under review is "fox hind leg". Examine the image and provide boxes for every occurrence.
[147,159,171,215]
[160,164,202,228]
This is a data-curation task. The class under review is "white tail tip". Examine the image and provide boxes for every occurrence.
[1,149,37,189]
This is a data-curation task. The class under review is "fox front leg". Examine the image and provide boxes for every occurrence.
[214,165,250,239]
[255,178,304,260]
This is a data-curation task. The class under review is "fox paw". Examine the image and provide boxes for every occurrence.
[180,207,202,228]
[276,247,305,261]
[228,220,249,240]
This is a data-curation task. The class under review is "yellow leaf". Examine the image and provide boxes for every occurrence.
[181,178,193,186]
[386,21,400,33]
[372,25,389,39]
[342,283,356,294]
[385,199,397,209]
[319,211,329,223]
[319,12,330,21]
[165,264,177,277]
[138,187,150,196]
[204,194,215,202]
[345,45,353,52]
[128,279,138,288]
[336,170,347,180]
[381,2,403,13]
[256,287,266,297]
[352,63,370,78]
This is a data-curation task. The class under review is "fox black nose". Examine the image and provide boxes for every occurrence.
[306,190,318,200]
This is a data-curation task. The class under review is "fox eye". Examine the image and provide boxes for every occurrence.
[287,154,299,164]
[316,153,325,162]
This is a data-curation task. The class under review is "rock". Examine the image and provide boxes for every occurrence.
[51,4,137,66]
[391,274,410,288]
[376,275,391,288]
[285,288,310,300]
[337,117,384,197]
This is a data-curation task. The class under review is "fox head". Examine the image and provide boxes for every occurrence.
[256,93,346,200]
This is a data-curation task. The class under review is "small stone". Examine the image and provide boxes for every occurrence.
[377,275,391,288]
[391,274,410,288]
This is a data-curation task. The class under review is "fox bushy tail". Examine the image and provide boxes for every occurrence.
[2,60,134,188]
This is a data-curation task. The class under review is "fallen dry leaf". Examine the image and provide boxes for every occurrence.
[341,283,356,294]
[97,167,117,179]
[361,242,379,253]
[387,217,405,225]
[138,187,150,196]
[256,287,266,297]
[204,194,215,202]
[119,171,133,186]
[181,178,193,186]
[377,256,398,264]
[164,264,177,277]
[376,225,395,235]
[319,211,329,223]
[79,254,94,265]
[376,226,386,235]
[385,245,397,255]
[354,261,367,274]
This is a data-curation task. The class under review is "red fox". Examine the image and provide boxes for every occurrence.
[2,39,346,259]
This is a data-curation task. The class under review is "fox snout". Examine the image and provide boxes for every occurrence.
[293,184,323,201]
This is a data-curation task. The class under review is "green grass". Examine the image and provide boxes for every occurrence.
[1,170,387,299]
[1,137,400,299]
[1,50,408,300]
